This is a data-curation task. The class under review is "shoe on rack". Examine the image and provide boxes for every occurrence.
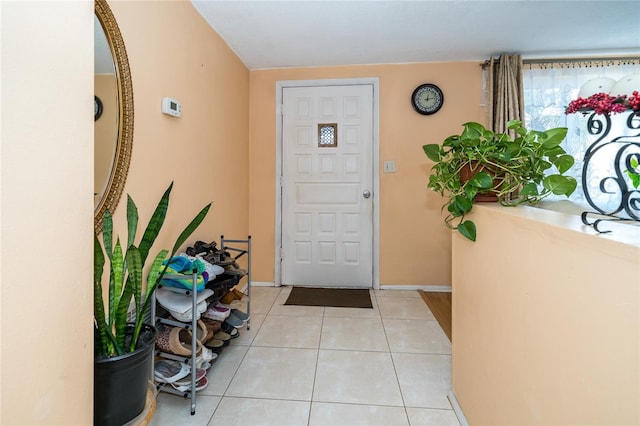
[171,367,206,387]
[220,292,235,305]
[215,301,231,310]
[155,325,193,357]
[209,302,231,318]
[224,263,247,276]
[223,314,244,329]
[230,308,249,322]
[171,376,208,393]
[220,321,240,338]
[156,325,216,366]
[231,288,246,300]
[174,328,216,367]
[204,337,225,352]
[154,360,190,384]
[193,319,211,343]
[213,330,232,346]
[228,311,248,326]
[202,307,227,322]
[200,317,222,336]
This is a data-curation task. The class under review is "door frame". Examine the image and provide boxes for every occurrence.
[274,78,380,289]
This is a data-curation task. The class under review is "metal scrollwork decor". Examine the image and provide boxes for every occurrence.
[566,88,640,232]
[582,111,640,218]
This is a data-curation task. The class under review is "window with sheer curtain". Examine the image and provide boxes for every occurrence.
[522,60,639,213]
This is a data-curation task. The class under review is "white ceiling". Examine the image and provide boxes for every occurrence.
[191,0,640,70]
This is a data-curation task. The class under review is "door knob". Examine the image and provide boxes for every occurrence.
[363,190,371,199]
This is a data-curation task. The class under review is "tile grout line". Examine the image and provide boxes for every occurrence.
[208,287,282,422]
[378,290,419,426]
[193,287,453,424]
[307,305,326,425]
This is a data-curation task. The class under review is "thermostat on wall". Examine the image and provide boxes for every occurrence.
[161,97,182,117]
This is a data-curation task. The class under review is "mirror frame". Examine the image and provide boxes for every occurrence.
[95,0,134,233]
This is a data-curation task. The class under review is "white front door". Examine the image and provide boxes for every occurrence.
[281,84,374,288]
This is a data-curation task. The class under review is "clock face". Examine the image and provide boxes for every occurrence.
[411,84,444,115]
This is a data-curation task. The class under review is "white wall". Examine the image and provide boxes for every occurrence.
[0,1,94,423]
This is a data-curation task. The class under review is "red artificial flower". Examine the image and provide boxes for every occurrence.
[566,91,640,116]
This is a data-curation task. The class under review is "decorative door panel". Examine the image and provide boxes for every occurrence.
[281,85,373,287]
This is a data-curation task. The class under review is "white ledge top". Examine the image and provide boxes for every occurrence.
[475,202,640,248]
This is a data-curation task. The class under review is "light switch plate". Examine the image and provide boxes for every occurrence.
[384,161,396,173]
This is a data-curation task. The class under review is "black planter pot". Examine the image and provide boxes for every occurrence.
[94,324,156,426]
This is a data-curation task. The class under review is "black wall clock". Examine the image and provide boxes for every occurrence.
[411,83,444,115]
[95,96,103,121]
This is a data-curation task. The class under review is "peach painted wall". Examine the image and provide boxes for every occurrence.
[249,63,484,286]
[452,204,640,425]
[1,1,94,424]
[107,0,249,254]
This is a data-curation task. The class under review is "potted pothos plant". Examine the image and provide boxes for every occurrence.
[423,120,577,241]
[94,182,210,426]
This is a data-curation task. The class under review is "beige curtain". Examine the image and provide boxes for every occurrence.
[485,54,524,134]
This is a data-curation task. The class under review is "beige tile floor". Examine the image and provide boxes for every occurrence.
[149,287,460,426]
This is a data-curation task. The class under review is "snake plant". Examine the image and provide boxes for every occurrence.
[423,120,577,242]
[94,182,211,358]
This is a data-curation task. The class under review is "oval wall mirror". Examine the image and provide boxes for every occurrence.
[94,0,134,233]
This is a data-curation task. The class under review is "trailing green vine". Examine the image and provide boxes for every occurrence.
[423,120,577,241]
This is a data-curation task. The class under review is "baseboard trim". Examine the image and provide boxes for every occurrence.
[379,285,452,292]
[448,390,468,426]
[247,282,452,292]
[250,281,276,287]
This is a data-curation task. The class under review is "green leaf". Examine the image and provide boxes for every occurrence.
[94,234,110,356]
[109,239,124,327]
[423,144,441,162]
[543,146,566,157]
[125,246,142,319]
[519,182,539,197]
[94,234,105,300]
[464,185,478,201]
[543,175,577,196]
[461,122,484,139]
[132,250,169,350]
[539,159,552,171]
[126,195,138,250]
[428,174,442,192]
[448,202,463,217]
[629,172,640,189]
[493,152,511,162]
[103,210,113,261]
[457,220,476,241]
[442,135,459,148]
[114,281,133,354]
[144,250,170,302]
[170,203,212,257]
[553,154,575,174]
[453,194,473,214]
[541,127,568,148]
[468,171,494,190]
[506,120,522,129]
[138,183,173,264]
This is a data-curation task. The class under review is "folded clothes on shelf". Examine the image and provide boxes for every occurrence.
[156,287,212,321]
[155,256,208,291]
[178,252,225,282]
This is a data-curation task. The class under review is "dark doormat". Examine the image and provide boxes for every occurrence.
[284,287,373,308]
